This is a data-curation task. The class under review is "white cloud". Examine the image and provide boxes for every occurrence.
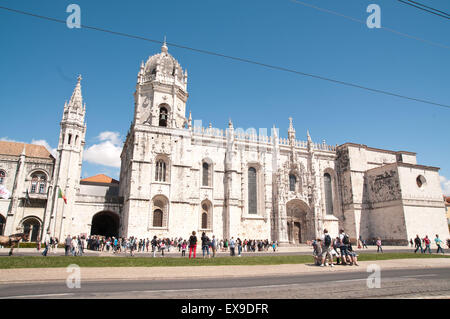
[440,176,450,196]
[83,131,122,168]
[31,139,57,157]
[0,137,19,142]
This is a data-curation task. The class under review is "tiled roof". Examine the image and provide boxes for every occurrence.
[0,141,53,159]
[81,174,119,184]
[444,196,450,205]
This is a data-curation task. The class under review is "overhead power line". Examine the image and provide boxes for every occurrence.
[398,0,450,20]
[0,5,449,110]
[290,0,450,50]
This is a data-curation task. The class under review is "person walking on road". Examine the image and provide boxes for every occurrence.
[423,235,432,254]
[435,234,444,254]
[414,234,423,253]
[41,231,51,257]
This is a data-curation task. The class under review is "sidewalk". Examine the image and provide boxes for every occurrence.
[0,258,449,284]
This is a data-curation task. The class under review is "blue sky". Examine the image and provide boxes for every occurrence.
[0,0,449,194]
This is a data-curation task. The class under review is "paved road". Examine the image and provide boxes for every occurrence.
[1,267,449,299]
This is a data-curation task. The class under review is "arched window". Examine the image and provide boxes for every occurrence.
[153,209,163,227]
[159,107,168,127]
[202,162,210,186]
[0,170,5,184]
[289,174,297,192]
[30,172,46,194]
[248,167,257,214]
[324,173,334,215]
[200,202,211,230]
[155,160,167,182]
[201,212,208,229]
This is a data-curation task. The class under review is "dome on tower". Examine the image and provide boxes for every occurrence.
[141,41,185,84]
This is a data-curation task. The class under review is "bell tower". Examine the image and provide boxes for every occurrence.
[46,75,86,238]
[134,41,189,129]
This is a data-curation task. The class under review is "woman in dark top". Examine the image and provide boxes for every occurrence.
[189,231,197,259]
[201,232,210,258]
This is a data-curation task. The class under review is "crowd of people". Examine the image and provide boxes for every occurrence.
[37,229,449,260]
[312,229,360,267]
[410,234,447,254]
[38,231,279,258]
[312,229,449,267]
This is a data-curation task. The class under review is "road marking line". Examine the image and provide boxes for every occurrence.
[401,274,438,278]
[0,293,75,299]
[333,279,367,283]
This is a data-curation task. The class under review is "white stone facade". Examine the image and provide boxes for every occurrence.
[0,43,448,245]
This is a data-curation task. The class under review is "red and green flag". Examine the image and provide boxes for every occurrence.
[58,187,67,204]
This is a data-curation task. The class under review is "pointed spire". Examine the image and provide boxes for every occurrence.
[228,118,233,129]
[288,117,295,142]
[307,130,312,143]
[68,75,83,110]
[161,35,168,53]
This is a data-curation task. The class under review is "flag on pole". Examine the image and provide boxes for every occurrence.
[58,187,67,204]
[0,185,10,199]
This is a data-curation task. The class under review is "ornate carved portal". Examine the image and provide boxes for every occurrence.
[286,199,309,244]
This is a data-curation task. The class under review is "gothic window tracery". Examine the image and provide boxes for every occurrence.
[248,167,257,214]
[202,161,213,187]
[155,160,167,182]
[30,172,46,194]
[289,174,297,192]
[324,173,334,215]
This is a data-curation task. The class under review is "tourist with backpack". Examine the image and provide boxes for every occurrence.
[320,229,334,267]
[339,229,351,265]
[201,232,210,258]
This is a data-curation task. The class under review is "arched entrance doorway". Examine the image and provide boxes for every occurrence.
[21,216,41,242]
[286,200,309,244]
[0,214,6,236]
[90,211,119,238]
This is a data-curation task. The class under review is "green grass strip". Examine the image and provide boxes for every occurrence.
[0,253,448,269]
